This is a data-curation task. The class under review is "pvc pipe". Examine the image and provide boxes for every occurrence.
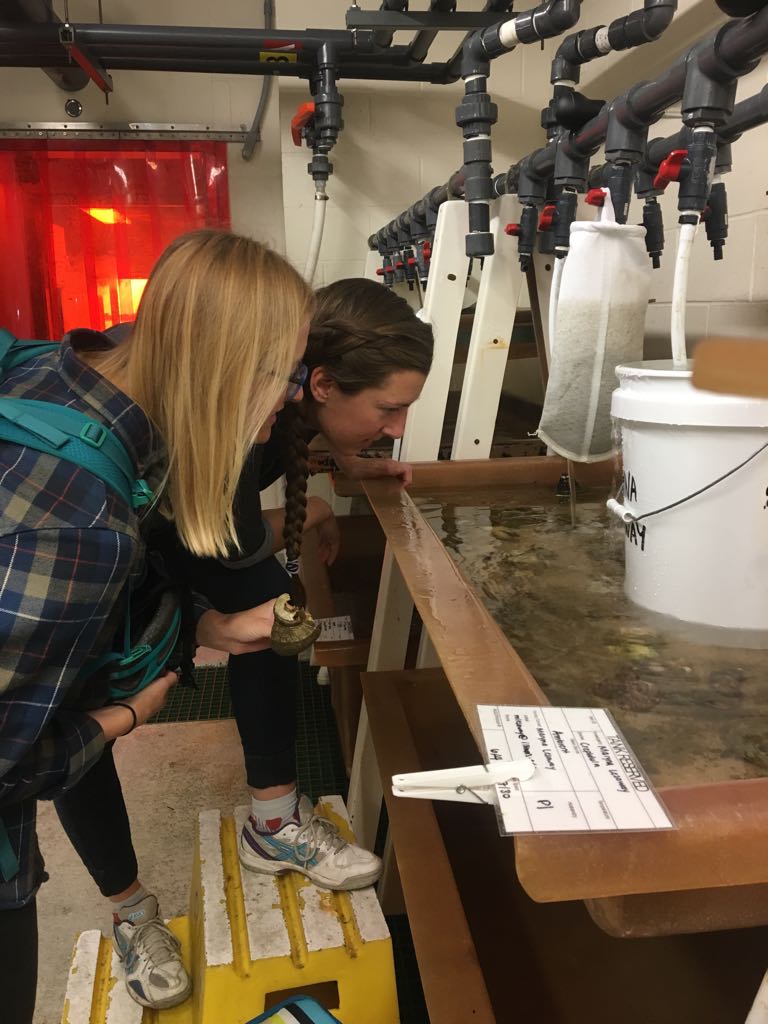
[405,0,459,62]
[498,18,519,48]
[0,23,352,49]
[500,7,768,192]
[670,218,698,367]
[304,188,328,284]
[720,83,768,141]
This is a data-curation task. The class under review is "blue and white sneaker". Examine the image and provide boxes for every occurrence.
[112,894,191,1009]
[239,795,382,890]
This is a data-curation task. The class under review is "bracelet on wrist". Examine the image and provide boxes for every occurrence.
[109,701,138,736]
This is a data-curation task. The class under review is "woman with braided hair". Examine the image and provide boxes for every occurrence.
[163,277,433,890]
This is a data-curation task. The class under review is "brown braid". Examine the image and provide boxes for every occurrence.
[282,402,310,607]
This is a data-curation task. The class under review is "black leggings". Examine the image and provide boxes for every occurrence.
[55,744,138,897]
[55,552,300,897]
[0,898,38,1024]
[183,553,300,790]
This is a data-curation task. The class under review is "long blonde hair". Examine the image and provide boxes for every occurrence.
[101,229,314,558]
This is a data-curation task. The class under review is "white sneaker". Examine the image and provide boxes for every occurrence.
[112,894,191,1009]
[240,795,382,891]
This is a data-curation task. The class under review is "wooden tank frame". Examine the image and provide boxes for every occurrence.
[346,456,768,938]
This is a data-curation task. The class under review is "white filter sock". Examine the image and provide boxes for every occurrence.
[537,190,652,462]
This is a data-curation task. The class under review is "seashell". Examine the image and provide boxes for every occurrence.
[271,593,322,656]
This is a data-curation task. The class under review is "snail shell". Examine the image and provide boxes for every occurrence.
[271,593,322,656]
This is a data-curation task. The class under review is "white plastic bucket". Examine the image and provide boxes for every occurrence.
[610,359,768,635]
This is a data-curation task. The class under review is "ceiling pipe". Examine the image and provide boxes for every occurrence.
[0,23,354,52]
[0,52,459,83]
[4,0,88,91]
[0,20,467,82]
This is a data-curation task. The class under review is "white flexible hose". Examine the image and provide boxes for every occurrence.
[548,253,566,360]
[303,187,327,284]
[670,218,698,368]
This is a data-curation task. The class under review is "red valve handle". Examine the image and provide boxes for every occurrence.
[585,188,606,207]
[407,257,417,266]
[504,223,521,236]
[653,149,688,191]
[538,204,557,231]
[291,101,316,147]
[421,241,432,260]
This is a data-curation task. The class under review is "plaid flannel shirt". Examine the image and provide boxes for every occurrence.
[0,329,162,908]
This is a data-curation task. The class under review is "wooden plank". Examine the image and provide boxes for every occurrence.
[332,453,613,498]
[364,669,768,1013]
[692,336,768,398]
[515,776,768,903]
[362,668,496,1023]
[301,527,336,620]
[363,478,546,748]
[362,457,768,903]
[312,637,370,668]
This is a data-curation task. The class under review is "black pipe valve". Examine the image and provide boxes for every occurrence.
[642,197,665,268]
[703,180,729,259]
[505,203,539,270]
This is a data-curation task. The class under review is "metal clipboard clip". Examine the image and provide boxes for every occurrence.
[392,759,536,805]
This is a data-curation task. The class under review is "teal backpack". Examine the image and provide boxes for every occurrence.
[0,328,191,699]
[0,328,196,887]
[245,996,342,1023]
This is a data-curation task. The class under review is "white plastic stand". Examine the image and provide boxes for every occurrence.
[399,199,470,460]
[452,194,523,460]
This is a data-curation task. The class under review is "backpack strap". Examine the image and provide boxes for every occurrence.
[0,330,153,510]
[0,328,59,372]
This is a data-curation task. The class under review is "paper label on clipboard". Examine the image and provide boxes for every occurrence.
[478,705,674,836]
[316,616,354,642]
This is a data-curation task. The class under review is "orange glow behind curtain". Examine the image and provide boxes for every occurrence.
[0,141,230,339]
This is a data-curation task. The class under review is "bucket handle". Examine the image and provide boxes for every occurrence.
[607,438,768,524]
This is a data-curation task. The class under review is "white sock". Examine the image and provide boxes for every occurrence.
[250,788,299,834]
[114,884,149,910]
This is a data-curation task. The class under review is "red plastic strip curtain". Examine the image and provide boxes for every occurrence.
[0,140,230,339]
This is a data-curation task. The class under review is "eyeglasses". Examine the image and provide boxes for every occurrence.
[286,361,308,401]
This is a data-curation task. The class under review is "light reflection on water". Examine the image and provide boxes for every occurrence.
[416,485,768,789]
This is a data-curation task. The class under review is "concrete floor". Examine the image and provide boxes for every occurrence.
[35,718,247,1024]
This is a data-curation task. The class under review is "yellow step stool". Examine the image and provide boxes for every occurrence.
[61,796,399,1024]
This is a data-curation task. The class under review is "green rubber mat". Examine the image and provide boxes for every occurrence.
[149,662,348,799]
[149,663,232,723]
[149,660,427,1022]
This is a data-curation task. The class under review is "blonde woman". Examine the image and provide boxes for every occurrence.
[0,230,314,1023]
